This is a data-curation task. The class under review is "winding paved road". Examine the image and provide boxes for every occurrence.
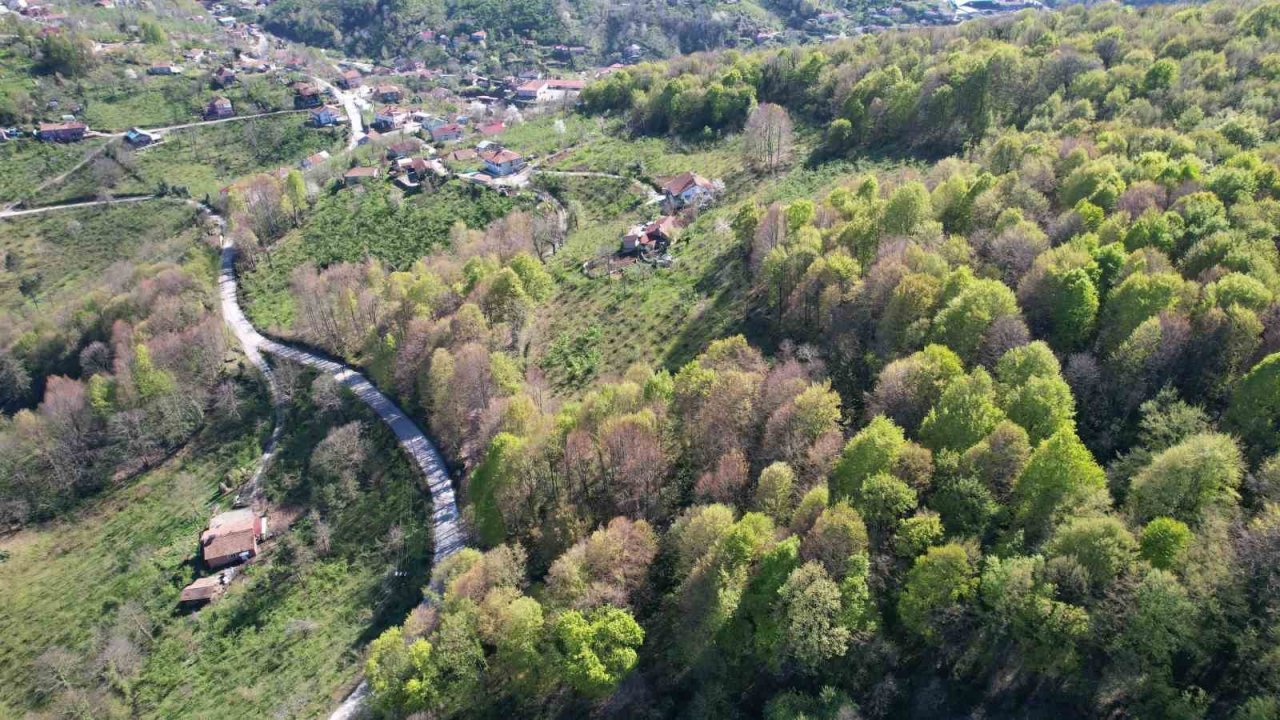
[216,233,466,565]
[216,219,466,720]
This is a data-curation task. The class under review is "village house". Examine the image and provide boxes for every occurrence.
[393,156,441,191]
[309,104,342,127]
[205,96,234,119]
[514,79,548,103]
[385,139,423,160]
[178,570,234,608]
[293,82,323,109]
[211,66,237,88]
[477,120,505,136]
[622,215,679,254]
[372,105,412,131]
[430,122,463,143]
[37,121,86,142]
[124,127,158,147]
[343,166,381,186]
[300,149,330,169]
[338,68,362,89]
[446,147,477,163]
[200,508,266,570]
[515,77,585,104]
[549,78,586,92]
[375,84,402,102]
[661,171,718,212]
[147,63,183,75]
[480,147,525,177]
[469,29,487,43]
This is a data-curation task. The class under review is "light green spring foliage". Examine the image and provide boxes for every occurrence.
[777,561,850,671]
[802,502,869,579]
[898,543,978,642]
[555,606,645,698]
[1013,428,1109,545]
[830,415,906,502]
[790,484,830,537]
[1139,517,1194,571]
[930,277,1020,363]
[755,462,797,525]
[920,368,1006,453]
[1126,433,1244,526]
[895,511,945,559]
[979,554,1090,676]
[1046,516,1137,592]
[853,472,918,528]
[1228,353,1280,459]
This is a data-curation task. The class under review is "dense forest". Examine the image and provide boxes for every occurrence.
[231,1,1280,717]
[8,0,1280,716]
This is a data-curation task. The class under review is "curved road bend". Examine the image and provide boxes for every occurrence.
[217,234,467,720]
[217,235,467,563]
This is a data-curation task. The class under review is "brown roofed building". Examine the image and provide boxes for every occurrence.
[480,147,525,176]
[430,123,463,142]
[447,148,478,163]
[205,96,234,119]
[212,67,237,89]
[386,139,422,159]
[38,121,87,142]
[200,509,265,569]
[375,84,403,102]
[344,166,381,186]
[338,68,362,89]
[660,171,717,212]
[179,573,228,607]
[622,215,679,253]
[293,82,323,109]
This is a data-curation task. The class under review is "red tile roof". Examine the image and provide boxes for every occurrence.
[480,148,522,164]
[662,171,714,196]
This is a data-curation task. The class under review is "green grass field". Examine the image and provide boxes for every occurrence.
[0,200,201,313]
[117,113,344,201]
[0,139,107,206]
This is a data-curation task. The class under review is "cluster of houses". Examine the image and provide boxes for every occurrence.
[609,172,720,265]
[178,507,269,607]
[333,133,528,194]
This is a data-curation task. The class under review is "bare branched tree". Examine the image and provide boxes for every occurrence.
[743,103,794,175]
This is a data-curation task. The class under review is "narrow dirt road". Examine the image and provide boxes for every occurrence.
[0,194,155,218]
